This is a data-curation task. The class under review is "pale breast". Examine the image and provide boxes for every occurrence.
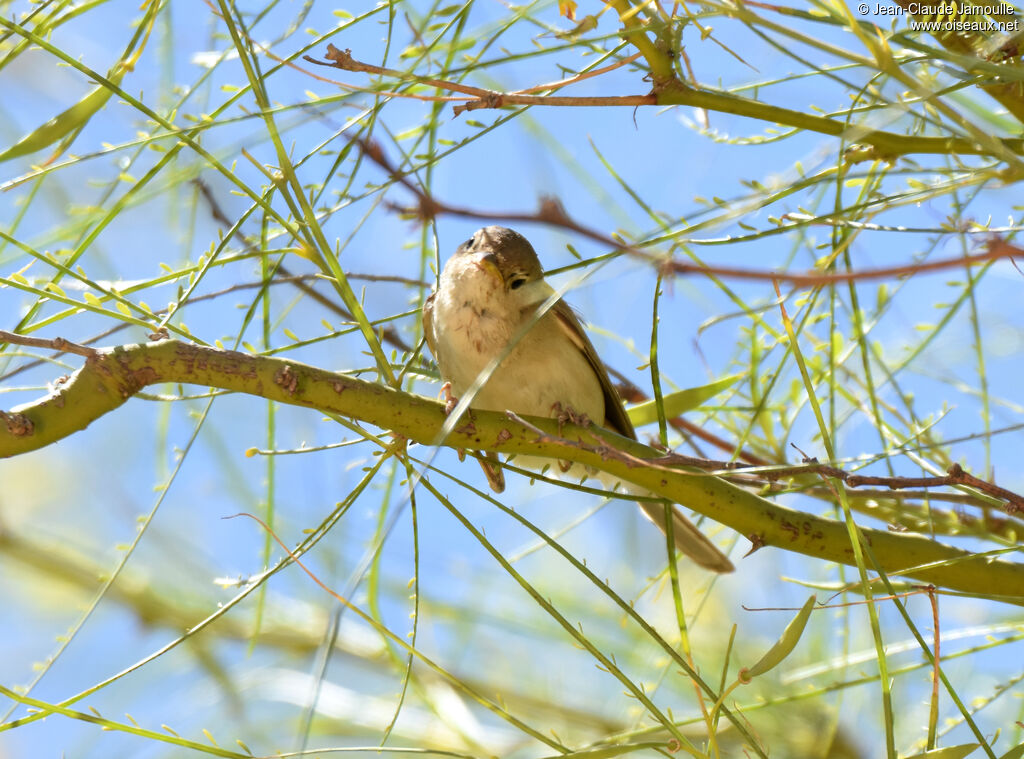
[429,279,513,394]
[429,279,605,423]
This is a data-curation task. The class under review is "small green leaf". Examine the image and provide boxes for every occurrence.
[115,301,131,316]
[0,63,129,163]
[903,744,980,759]
[537,744,663,759]
[628,374,741,427]
[998,743,1024,759]
[739,595,815,682]
[394,125,426,141]
[555,14,598,40]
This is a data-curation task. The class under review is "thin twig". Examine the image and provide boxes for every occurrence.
[0,268,427,385]
[502,403,1024,515]
[307,46,1024,158]
[0,331,97,358]
[354,139,1022,287]
[192,178,419,354]
[302,44,654,116]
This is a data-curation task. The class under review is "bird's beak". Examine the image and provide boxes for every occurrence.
[474,252,502,282]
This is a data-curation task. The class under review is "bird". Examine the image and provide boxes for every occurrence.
[422,225,734,572]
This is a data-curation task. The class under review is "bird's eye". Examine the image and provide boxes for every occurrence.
[509,278,526,290]
[463,236,475,247]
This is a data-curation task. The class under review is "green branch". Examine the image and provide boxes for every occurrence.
[1,338,1021,600]
[601,0,1024,161]
[654,84,1024,158]
[894,0,1024,125]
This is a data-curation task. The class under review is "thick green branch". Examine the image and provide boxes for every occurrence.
[2,338,1021,600]
[601,1,1024,160]
[609,0,675,82]
[654,83,1024,158]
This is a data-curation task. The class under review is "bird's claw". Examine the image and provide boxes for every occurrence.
[440,381,459,416]
[551,401,590,434]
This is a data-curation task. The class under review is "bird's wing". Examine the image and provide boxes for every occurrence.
[551,301,733,572]
[550,299,636,439]
[422,291,437,359]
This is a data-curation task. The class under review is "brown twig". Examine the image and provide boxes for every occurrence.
[306,46,1024,159]
[451,93,653,116]
[788,458,1024,515]
[352,139,1023,288]
[0,322,126,383]
[302,44,654,116]
[501,403,1024,516]
[0,332,97,358]
[191,178,419,354]
[610,371,771,467]
[744,583,936,611]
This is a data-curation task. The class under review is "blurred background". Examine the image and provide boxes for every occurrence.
[1,0,1022,756]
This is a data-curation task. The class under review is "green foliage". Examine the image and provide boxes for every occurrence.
[1,0,1022,757]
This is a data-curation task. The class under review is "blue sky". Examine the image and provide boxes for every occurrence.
[2,0,1023,756]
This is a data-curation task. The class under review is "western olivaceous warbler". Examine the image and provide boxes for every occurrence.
[423,226,733,573]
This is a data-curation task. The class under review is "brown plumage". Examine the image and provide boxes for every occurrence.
[424,226,733,572]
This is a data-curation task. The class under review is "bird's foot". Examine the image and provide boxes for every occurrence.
[478,451,506,493]
[440,381,459,416]
[438,382,467,460]
[551,401,591,434]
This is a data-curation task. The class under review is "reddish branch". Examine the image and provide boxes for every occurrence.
[190,178,418,355]
[304,46,1024,160]
[352,139,1022,288]
[301,44,654,115]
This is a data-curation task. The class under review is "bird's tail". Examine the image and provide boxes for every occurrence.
[637,499,735,573]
